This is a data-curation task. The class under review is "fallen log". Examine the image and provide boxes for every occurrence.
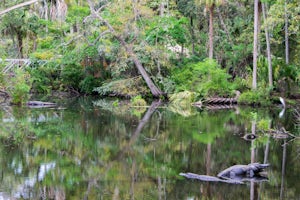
[179,173,243,184]
[193,91,241,108]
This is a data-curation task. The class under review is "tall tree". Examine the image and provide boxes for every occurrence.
[252,0,259,89]
[284,0,289,64]
[262,2,273,87]
[198,0,224,59]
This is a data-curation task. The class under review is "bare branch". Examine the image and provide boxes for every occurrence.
[0,0,39,17]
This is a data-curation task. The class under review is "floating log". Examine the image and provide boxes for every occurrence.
[26,101,57,108]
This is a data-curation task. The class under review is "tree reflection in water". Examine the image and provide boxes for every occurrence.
[0,98,299,199]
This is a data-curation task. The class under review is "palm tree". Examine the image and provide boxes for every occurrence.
[253,0,259,89]
[198,0,225,59]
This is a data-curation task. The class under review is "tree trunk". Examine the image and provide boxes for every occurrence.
[208,5,214,59]
[252,0,259,90]
[284,0,289,64]
[87,0,164,98]
[262,3,273,87]
[190,16,195,55]
[216,7,232,45]
[159,2,164,16]
[280,140,287,199]
[16,31,23,58]
[43,0,48,33]
[128,46,164,97]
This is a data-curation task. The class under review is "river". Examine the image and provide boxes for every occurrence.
[0,97,299,199]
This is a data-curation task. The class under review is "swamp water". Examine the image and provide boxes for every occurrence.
[0,98,299,199]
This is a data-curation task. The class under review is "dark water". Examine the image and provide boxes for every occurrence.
[0,98,299,199]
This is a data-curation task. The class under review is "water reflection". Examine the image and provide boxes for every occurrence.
[0,98,299,199]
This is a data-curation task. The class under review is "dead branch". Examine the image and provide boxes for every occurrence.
[0,0,39,17]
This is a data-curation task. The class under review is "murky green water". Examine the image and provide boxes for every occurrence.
[0,97,299,199]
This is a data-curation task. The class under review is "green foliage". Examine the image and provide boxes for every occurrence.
[66,6,90,25]
[130,95,147,107]
[238,89,271,106]
[171,59,238,97]
[94,76,148,97]
[32,50,55,60]
[146,16,188,45]
[112,99,119,107]
[61,63,84,91]
[37,37,55,49]
[27,61,61,93]
[79,75,101,94]
[257,119,271,131]
[7,69,32,105]
[0,0,299,100]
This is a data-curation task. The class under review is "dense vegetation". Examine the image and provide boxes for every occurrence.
[0,0,299,104]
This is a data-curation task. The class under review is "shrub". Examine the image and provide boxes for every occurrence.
[238,89,271,106]
[32,50,54,60]
[79,75,102,94]
[7,69,32,105]
[61,63,84,91]
[171,59,238,97]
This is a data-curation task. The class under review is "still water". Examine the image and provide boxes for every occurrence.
[0,97,299,199]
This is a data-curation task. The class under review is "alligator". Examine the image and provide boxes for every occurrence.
[217,163,269,179]
[180,163,269,184]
